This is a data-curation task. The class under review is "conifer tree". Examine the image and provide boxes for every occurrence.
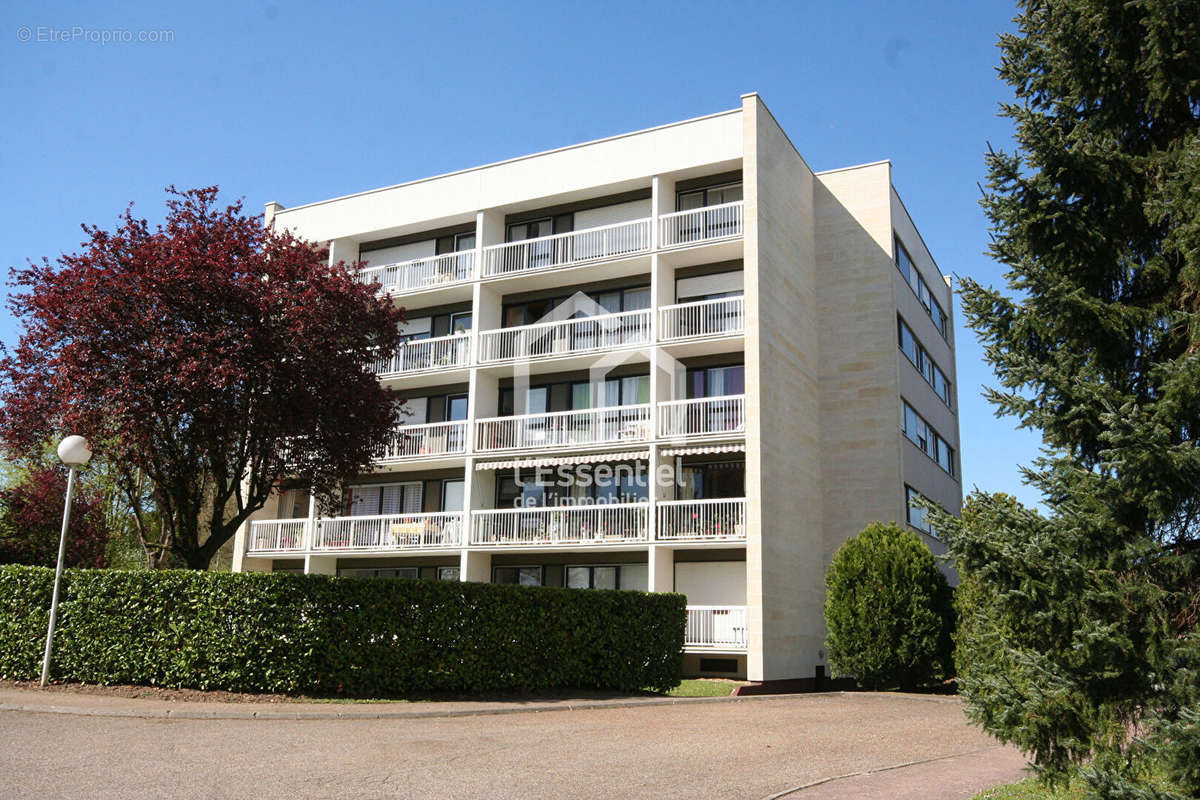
[939,1,1200,796]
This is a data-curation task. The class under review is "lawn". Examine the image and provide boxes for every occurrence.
[972,778,1087,800]
[663,679,741,697]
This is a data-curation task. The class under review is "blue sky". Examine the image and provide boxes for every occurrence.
[0,0,1042,508]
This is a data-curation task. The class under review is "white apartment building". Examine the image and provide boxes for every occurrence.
[232,94,961,683]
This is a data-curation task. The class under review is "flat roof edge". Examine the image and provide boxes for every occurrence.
[814,159,892,176]
[275,107,744,216]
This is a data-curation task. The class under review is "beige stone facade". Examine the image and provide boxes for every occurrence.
[234,93,961,682]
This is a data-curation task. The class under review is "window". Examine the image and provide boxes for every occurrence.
[437,566,460,581]
[906,486,939,537]
[565,564,648,591]
[449,311,472,334]
[895,237,949,340]
[340,567,419,580]
[445,394,469,422]
[898,317,952,407]
[348,482,423,516]
[441,480,464,512]
[502,285,650,328]
[688,364,745,398]
[676,461,746,500]
[493,566,542,586]
[900,400,955,477]
[676,182,743,210]
[699,658,739,673]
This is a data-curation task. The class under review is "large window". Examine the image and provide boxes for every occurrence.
[499,375,649,416]
[676,461,746,500]
[347,482,423,516]
[687,364,745,398]
[898,317,952,407]
[565,564,648,591]
[493,566,542,586]
[905,486,935,536]
[676,182,743,210]
[340,567,419,580]
[496,463,649,508]
[901,400,955,476]
[896,237,948,339]
[502,285,649,328]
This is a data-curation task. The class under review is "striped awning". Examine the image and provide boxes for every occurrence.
[476,450,650,470]
[661,444,746,457]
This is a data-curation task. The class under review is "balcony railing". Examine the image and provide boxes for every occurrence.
[375,334,471,376]
[659,295,745,342]
[685,605,748,650]
[356,251,475,295]
[481,218,652,278]
[380,420,468,461]
[472,503,650,546]
[476,405,652,452]
[477,309,651,363]
[659,201,744,248]
[246,519,307,553]
[657,498,746,542]
[657,395,746,438]
[312,512,464,551]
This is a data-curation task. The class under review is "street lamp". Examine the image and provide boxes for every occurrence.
[39,435,93,688]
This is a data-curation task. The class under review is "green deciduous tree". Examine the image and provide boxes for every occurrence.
[824,522,953,690]
[943,1,1200,796]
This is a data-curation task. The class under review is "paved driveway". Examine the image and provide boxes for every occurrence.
[0,692,1026,799]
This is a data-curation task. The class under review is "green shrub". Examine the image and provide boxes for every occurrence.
[0,565,685,695]
[824,522,954,689]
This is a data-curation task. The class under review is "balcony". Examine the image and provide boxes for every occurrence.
[375,334,471,377]
[657,395,746,438]
[246,519,306,553]
[656,498,746,542]
[659,296,745,342]
[472,503,650,546]
[312,512,464,551]
[357,251,475,295]
[477,309,651,364]
[379,420,468,461]
[481,219,652,278]
[659,201,744,248]
[685,605,748,650]
[476,405,652,453]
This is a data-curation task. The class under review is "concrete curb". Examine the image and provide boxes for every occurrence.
[0,689,962,722]
[0,690,803,721]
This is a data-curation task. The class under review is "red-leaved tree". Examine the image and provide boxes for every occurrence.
[0,465,110,568]
[0,187,404,568]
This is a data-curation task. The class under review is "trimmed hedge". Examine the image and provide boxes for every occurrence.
[0,565,685,695]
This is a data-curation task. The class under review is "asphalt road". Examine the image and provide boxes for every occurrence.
[0,693,1026,799]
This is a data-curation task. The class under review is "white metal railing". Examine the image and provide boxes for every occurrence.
[375,334,471,376]
[357,251,474,294]
[472,503,650,546]
[685,606,748,650]
[657,395,746,438]
[379,420,468,460]
[477,309,651,363]
[312,512,463,551]
[659,201,744,248]
[246,519,307,553]
[482,218,651,277]
[659,295,745,342]
[476,405,652,452]
[657,498,746,542]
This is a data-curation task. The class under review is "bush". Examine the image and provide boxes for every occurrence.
[0,565,685,695]
[0,465,111,568]
[824,522,954,689]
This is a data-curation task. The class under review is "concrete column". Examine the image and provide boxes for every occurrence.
[304,554,337,575]
[648,545,674,593]
[460,549,491,583]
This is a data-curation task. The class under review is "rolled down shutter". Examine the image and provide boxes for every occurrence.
[349,486,381,517]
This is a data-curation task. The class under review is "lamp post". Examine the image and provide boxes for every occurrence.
[39,435,93,688]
